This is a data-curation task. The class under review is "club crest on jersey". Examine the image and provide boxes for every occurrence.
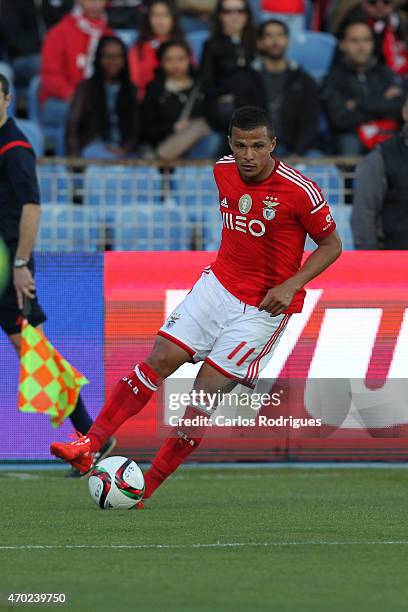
[262,196,280,206]
[166,313,180,329]
[238,194,252,214]
[263,207,276,220]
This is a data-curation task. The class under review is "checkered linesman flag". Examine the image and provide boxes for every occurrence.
[18,320,89,428]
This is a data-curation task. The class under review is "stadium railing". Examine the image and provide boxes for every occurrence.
[35,157,361,253]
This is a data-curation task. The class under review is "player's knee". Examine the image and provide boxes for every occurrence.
[145,351,175,379]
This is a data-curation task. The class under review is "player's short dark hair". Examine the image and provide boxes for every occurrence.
[258,19,289,39]
[0,73,10,96]
[229,106,274,139]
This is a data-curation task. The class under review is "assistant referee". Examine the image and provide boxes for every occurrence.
[0,73,115,475]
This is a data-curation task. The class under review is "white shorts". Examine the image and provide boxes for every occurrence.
[159,269,291,388]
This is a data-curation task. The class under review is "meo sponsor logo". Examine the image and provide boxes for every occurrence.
[222,212,266,237]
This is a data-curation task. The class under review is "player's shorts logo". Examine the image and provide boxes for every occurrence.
[263,207,276,220]
[238,194,252,214]
[166,313,180,329]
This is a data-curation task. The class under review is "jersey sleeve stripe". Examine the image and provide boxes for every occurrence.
[0,140,32,156]
[310,201,327,214]
[276,167,320,207]
[280,161,323,196]
[279,162,323,206]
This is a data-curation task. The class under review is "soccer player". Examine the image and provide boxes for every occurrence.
[0,73,114,475]
[51,106,342,499]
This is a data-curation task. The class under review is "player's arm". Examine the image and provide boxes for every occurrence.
[259,231,342,316]
[5,146,41,309]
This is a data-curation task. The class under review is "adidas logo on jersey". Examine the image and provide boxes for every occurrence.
[220,198,228,208]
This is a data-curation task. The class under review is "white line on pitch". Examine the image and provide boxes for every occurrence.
[2,541,408,551]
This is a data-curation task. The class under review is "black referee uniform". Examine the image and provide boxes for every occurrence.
[0,116,46,334]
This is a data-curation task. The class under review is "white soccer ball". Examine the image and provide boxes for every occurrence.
[88,456,145,510]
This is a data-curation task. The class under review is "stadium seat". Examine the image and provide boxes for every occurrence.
[38,164,72,204]
[111,204,192,251]
[171,165,219,248]
[36,204,104,252]
[114,29,137,47]
[287,32,337,81]
[27,76,65,156]
[15,119,44,157]
[334,205,353,250]
[83,165,163,221]
[186,30,210,63]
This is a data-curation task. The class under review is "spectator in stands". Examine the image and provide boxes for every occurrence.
[352,94,408,248]
[254,19,320,156]
[334,0,408,75]
[65,35,139,158]
[42,0,144,30]
[201,0,261,138]
[321,21,404,155]
[106,0,144,29]
[42,0,74,29]
[0,0,41,89]
[141,40,217,159]
[40,0,112,129]
[128,0,187,99]
[260,0,306,35]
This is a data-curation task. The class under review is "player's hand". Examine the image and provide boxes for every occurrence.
[13,267,36,310]
[258,282,297,316]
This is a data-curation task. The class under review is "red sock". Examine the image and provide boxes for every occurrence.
[144,404,210,499]
[87,363,161,452]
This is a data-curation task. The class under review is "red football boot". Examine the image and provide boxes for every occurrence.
[50,432,93,475]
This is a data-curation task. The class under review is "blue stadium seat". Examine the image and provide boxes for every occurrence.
[287,32,337,81]
[27,76,65,156]
[83,165,163,221]
[186,30,210,63]
[36,204,103,252]
[38,164,72,204]
[171,165,219,248]
[334,205,353,250]
[114,29,137,47]
[111,205,192,251]
[15,119,44,157]
[293,163,344,207]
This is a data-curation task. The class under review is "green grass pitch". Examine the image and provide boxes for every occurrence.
[2,467,408,611]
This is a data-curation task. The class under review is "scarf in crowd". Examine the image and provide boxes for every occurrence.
[71,5,108,78]
[370,13,408,75]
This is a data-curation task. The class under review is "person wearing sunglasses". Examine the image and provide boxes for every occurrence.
[336,0,408,75]
[200,0,262,151]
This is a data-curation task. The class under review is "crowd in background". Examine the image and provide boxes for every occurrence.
[0,0,408,161]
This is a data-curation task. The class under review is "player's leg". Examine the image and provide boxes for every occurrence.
[50,335,192,472]
[50,267,225,473]
[85,335,192,452]
[142,303,292,501]
[143,362,237,499]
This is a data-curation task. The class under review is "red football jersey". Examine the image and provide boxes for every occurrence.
[210,156,336,313]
